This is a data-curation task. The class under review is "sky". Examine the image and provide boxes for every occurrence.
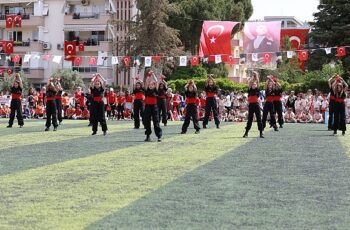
[250,0,319,22]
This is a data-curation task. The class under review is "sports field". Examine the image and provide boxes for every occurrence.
[0,120,349,229]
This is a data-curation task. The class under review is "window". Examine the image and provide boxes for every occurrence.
[8,31,22,42]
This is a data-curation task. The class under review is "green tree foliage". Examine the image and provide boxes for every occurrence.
[0,71,29,93]
[170,65,208,80]
[168,78,247,93]
[131,0,182,56]
[309,0,350,77]
[51,69,85,92]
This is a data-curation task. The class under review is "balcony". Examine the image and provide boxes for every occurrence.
[83,41,112,52]
[0,14,44,27]
[13,41,43,53]
[64,13,110,25]
[22,68,45,79]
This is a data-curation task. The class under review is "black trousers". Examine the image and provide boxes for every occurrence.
[117,104,124,120]
[55,99,63,123]
[262,102,276,129]
[9,99,24,126]
[328,101,335,129]
[46,100,58,128]
[158,98,167,125]
[333,102,346,132]
[245,103,262,131]
[134,99,144,128]
[182,104,200,133]
[91,101,108,132]
[144,104,162,138]
[203,97,220,126]
[273,101,284,126]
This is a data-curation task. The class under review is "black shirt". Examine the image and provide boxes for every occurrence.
[91,87,104,97]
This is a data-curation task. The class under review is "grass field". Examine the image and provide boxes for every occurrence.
[0,119,350,229]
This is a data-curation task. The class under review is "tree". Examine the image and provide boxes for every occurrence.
[131,0,182,56]
[0,71,29,93]
[51,69,85,92]
[168,0,253,53]
[309,0,350,78]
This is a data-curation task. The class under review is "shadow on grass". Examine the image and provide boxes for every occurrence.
[87,124,350,229]
[0,123,187,176]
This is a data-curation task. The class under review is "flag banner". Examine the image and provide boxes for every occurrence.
[111,56,119,65]
[287,51,295,58]
[337,46,346,57]
[144,56,152,67]
[179,56,187,66]
[280,28,309,49]
[191,56,200,66]
[325,48,332,54]
[215,55,222,64]
[23,54,31,63]
[244,21,281,54]
[199,21,239,57]
[53,56,62,64]
[252,53,259,62]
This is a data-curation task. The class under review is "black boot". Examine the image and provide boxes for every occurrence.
[260,131,264,138]
[274,125,279,132]
[342,131,345,136]
[145,135,151,142]
[243,130,248,138]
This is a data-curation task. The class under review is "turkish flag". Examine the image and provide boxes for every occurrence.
[7,69,13,75]
[14,15,22,27]
[79,42,85,52]
[191,56,200,66]
[123,56,131,67]
[74,57,83,66]
[263,53,272,64]
[12,55,21,63]
[152,56,162,62]
[6,15,14,28]
[4,41,14,54]
[337,46,346,57]
[89,56,97,65]
[280,28,310,49]
[222,55,237,65]
[64,41,76,56]
[298,50,309,61]
[199,21,238,57]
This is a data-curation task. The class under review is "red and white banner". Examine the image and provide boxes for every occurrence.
[5,15,14,28]
[64,41,76,57]
[14,15,22,27]
[281,28,309,50]
[199,21,238,57]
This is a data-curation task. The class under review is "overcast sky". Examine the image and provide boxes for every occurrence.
[250,0,319,22]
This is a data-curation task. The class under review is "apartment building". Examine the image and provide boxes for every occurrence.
[0,0,137,87]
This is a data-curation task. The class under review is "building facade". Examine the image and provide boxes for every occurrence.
[0,0,137,87]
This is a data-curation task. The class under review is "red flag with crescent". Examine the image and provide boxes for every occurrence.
[222,55,236,65]
[298,50,309,61]
[6,15,14,28]
[79,42,85,52]
[12,55,21,63]
[89,56,97,65]
[191,56,200,67]
[199,21,238,57]
[337,46,346,57]
[152,56,162,62]
[64,41,76,56]
[7,69,13,75]
[280,28,309,49]
[123,56,131,67]
[4,41,14,54]
[263,53,272,64]
[14,15,22,27]
[74,57,83,66]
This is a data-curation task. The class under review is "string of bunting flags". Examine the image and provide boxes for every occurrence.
[0,45,348,70]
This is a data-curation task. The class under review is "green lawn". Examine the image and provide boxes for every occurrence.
[0,119,350,229]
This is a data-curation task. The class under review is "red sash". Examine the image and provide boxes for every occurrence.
[335,98,345,103]
[46,97,55,101]
[158,95,166,99]
[93,96,103,102]
[55,95,62,100]
[207,92,216,97]
[135,92,145,100]
[248,95,258,104]
[11,93,22,100]
[274,96,282,102]
[266,96,274,103]
[145,96,157,105]
[186,97,198,104]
